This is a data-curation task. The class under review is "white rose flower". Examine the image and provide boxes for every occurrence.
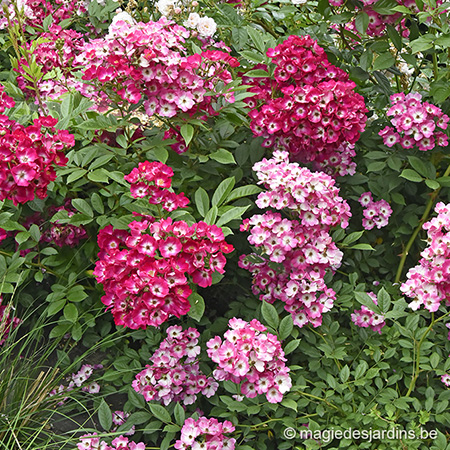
[184,12,200,28]
[156,0,178,17]
[196,16,217,38]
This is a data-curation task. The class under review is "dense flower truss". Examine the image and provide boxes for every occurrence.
[0,0,87,31]
[244,35,367,173]
[379,92,449,151]
[351,292,386,334]
[239,151,351,328]
[124,161,189,211]
[0,95,74,204]
[401,202,450,312]
[207,318,291,403]
[358,192,392,230]
[175,416,235,450]
[74,17,238,114]
[0,297,21,346]
[77,434,145,450]
[15,25,85,100]
[133,325,218,405]
[94,216,234,329]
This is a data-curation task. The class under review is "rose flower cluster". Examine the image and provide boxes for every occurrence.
[77,434,145,450]
[0,87,74,204]
[75,17,238,115]
[244,35,367,175]
[401,202,450,312]
[207,318,291,403]
[133,325,218,405]
[94,162,233,328]
[15,25,85,101]
[358,192,392,230]
[351,292,386,334]
[239,151,351,328]
[124,161,189,211]
[379,92,449,151]
[175,416,235,450]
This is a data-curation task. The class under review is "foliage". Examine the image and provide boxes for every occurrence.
[1,0,450,449]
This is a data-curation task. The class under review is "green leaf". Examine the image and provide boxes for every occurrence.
[98,399,113,431]
[279,315,294,340]
[47,299,66,317]
[91,192,105,214]
[281,398,298,411]
[354,292,381,313]
[149,403,172,423]
[284,339,301,355]
[174,403,185,426]
[387,24,402,50]
[72,198,93,217]
[410,35,434,53]
[225,185,263,203]
[29,224,41,242]
[340,365,350,383]
[425,179,440,190]
[212,177,235,207]
[355,12,369,34]
[377,287,391,313]
[342,231,364,246]
[210,149,236,165]
[407,156,435,179]
[67,168,87,184]
[373,52,395,70]
[261,301,279,329]
[188,292,205,322]
[15,231,30,245]
[204,205,218,225]
[180,124,194,146]
[216,206,250,227]
[348,243,374,250]
[400,169,423,182]
[63,303,78,323]
[244,68,270,77]
[126,412,152,426]
[195,187,209,217]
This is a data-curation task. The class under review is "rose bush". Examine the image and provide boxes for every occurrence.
[1,0,450,449]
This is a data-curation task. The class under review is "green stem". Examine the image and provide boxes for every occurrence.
[296,390,343,413]
[405,311,450,397]
[394,162,450,283]
[432,52,439,80]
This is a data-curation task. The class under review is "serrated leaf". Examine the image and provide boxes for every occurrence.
[225,185,262,203]
[373,52,395,70]
[210,149,236,165]
[261,301,279,329]
[284,339,301,355]
[98,399,113,431]
[354,292,381,313]
[72,198,93,217]
[174,403,185,426]
[377,287,391,313]
[281,398,298,411]
[400,169,423,182]
[340,365,350,383]
[149,403,172,423]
